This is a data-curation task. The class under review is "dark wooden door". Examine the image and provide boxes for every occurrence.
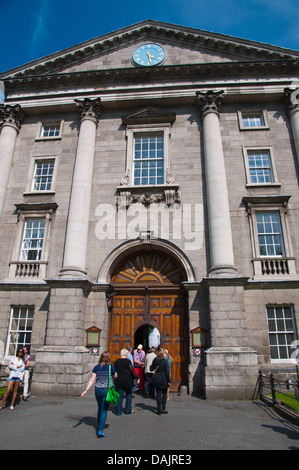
[108,291,188,392]
[108,251,189,391]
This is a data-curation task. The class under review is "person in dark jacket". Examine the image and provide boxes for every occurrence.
[114,348,139,415]
[150,347,171,415]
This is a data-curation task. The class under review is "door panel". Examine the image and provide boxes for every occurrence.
[108,291,188,392]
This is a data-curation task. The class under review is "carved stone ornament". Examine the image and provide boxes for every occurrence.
[116,187,181,209]
[75,97,102,123]
[196,90,224,116]
[0,104,24,131]
[284,87,299,115]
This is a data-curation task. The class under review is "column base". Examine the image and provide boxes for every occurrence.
[32,346,91,396]
[208,265,238,277]
[59,266,88,279]
[204,347,258,400]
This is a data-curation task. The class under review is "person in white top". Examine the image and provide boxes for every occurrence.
[0,347,25,410]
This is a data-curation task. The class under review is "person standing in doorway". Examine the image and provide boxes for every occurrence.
[133,344,145,391]
[144,347,156,398]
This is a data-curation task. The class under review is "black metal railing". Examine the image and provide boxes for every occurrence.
[257,366,299,405]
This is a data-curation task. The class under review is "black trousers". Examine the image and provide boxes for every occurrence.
[155,388,167,412]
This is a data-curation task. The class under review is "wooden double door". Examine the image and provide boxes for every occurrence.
[108,290,189,392]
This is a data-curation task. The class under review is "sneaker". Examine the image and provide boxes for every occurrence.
[9,406,14,410]
[97,431,106,438]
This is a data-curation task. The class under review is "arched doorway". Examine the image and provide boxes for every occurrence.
[108,250,189,392]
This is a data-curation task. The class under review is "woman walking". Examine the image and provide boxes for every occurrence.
[150,348,171,415]
[81,351,117,438]
[114,348,139,415]
[0,347,25,410]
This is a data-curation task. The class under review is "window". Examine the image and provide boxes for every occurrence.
[238,110,268,130]
[32,159,54,191]
[20,218,45,261]
[267,305,297,361]
[35,121,63,141]
[243,147,279,186]
[247,150,273,184]
[256,212,284,257]
[41,123,60,138]
[6,306,34,358]
[242,112,265,128]
[242,196,296,277]
[133,133,164,185]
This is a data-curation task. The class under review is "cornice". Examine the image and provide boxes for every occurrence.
[3,59,299,92]
[1,20,299,80]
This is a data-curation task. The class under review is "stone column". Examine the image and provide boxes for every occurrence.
[285,87,299,165]
[196,91,236,277]
[0,104,24,218]
[60,98,102,278]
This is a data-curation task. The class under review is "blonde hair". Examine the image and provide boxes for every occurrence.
[120,348,128,357]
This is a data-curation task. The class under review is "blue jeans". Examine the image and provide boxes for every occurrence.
[94,388,110,433]
[116,388,132,415]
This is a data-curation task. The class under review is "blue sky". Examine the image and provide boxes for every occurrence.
[1,0,299,73]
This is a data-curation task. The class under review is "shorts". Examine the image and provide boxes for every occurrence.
[8,377,22,382]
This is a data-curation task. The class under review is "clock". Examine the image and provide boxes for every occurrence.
[132,43,166,67]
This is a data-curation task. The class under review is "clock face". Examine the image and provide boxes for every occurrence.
[132,43,166,67]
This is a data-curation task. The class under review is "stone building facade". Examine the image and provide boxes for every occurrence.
[0,20,299,398]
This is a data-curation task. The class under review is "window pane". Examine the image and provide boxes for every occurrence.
[256,213,284,257]
[20,218,45,261]
[267,306,297,360]
[6,306,34,358]
[242,112,264,127]
[133,133,164,185]
[248,150,273,184]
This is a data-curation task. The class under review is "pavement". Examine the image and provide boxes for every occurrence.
[0,391,298,451]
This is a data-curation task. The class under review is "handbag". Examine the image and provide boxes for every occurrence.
[4,366,10,375]
[106,364,120,406]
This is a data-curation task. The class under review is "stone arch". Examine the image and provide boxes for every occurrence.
[97,238,196,285]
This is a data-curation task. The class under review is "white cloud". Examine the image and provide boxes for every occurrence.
[29,0,51,56]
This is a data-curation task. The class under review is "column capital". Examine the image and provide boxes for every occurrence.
[0,104,24,132]
[196,90,224,116]
[285,88,299,116]
[75,97,102,124]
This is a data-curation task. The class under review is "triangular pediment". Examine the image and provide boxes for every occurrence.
[2,20,299,79]
[122,107,176,125]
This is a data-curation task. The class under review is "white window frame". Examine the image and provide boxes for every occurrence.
[238,109,269,130]
[243,147,280,187]
[5,305,34,360]
[35,120,64,141]
[125,124,171,187]
[20,218,46,262]
[266,305,298,363]
[8,208,55,279]
[246,202,296,277]
[24,155,57,195]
